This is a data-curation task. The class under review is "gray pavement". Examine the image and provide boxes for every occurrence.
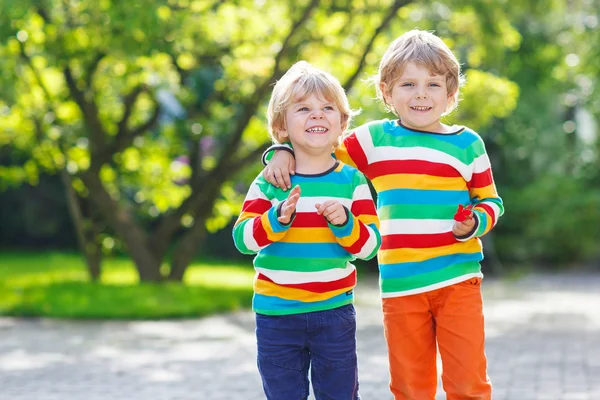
[1,273,600,400]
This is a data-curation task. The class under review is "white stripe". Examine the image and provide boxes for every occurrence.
[245,183,270,201]
[295,197,352,213]
[371,146,471,180]
[353,124,375,163]
[470,153,492,174]
[352,184,372,201]
[243,219,262,252]
[380,273,483,298]
[355,225,379,259]
[478,201,502,224]
[255,262,356,284]
[380,219,454,235]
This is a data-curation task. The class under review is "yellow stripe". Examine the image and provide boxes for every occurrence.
[260,213,287,242]
[470,184,498,200]
[280,228,336,243]
[234,211,261,226]
[335,146,357,168]
[474,206,494,235]
[379,240,482,264]
[336,217,361,247]
[254,279,353,301]
[358,214,379,228]
[372,174,467,191]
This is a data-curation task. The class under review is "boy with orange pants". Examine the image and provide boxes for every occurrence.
[262,30,504,400]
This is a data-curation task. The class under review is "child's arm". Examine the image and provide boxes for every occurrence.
[232,180,300,255]
[453,136,504,241]
[315,173,381,260]
[262,123,375,189]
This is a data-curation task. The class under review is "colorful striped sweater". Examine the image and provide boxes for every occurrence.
[232,161,381,315]
[267,119,504,297]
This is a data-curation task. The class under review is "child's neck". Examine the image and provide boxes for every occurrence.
[294,150,336,175]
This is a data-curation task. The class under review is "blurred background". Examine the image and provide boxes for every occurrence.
[0,0,599,320]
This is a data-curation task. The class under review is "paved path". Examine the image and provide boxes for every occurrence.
[1,273,600,400]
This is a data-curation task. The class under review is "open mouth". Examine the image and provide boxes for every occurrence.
[306,127,328,134]
[410,106,432,112]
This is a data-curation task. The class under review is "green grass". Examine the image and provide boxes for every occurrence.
[0,252,255,320]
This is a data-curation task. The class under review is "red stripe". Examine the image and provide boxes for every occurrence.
[243,198,272,214]
[381,232,456,250]
[257,270,356,293]
[468,169,494,189]
[293,212,328,228]
[475,203,496,226]
[342,222,369,254]
[351,199,377,217]
[369,160,461,179]
[252,217,271,247]
[343,132,369,173]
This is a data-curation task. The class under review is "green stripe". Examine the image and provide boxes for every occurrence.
[255,254,351,272]
[378,204,457,220]
[232,220,254,255]
[376,135,472,165]
[255,298,353,315]
[381,261,481,293]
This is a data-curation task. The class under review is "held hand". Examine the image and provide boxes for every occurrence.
[277,185,301,224]
[315,200,348,226]
[452,217,476,236]
[263,151,295,191]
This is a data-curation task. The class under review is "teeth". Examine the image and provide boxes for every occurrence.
[307,127,327,132]
[412,106,431,111]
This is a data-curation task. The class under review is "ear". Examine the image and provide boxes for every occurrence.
[277,128,289,139]
[380,82,392,103]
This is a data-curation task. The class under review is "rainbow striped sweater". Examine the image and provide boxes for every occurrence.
[267,119,504,298]
[232,161,381,316]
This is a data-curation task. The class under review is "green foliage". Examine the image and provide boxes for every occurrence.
[0,252,254,319]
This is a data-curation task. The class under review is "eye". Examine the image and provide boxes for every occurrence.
[400,82,414,87]
[297,107,309,111]
[324,105,335,111]
[429,83,441,87]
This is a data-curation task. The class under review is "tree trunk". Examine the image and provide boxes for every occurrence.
[61,169,103,281]
[167,219,209,281]
[80,170,164,282]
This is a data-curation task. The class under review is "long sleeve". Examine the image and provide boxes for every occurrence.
[458,136,504,241]
[232,177,293,254]
[328,172,381,260]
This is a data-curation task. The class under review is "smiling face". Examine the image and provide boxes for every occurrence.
[278,92,343,154]
[381,61,454,133]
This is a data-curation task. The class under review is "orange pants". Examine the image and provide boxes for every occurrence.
[382,277,492,400]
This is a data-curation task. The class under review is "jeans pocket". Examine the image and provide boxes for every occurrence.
[331,304,356,323]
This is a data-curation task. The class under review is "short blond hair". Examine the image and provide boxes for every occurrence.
[375,29,465,115]
[267,61,355,144]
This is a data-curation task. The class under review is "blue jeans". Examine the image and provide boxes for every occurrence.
[255,304,360,400]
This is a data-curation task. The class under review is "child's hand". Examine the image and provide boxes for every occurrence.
[263,151,295,191]
[278,185,300,224]
[315,200,347,226]
[452,205,476,236]
[452,218,476,236]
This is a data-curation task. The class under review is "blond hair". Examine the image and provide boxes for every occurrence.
[267,61,355,144]
[375,29,465,115]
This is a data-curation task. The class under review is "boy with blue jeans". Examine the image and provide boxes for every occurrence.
[262,30,504,400]
[233,61,381,400]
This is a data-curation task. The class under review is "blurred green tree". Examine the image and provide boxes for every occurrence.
[0,0,532,280]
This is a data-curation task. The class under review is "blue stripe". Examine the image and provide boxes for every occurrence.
[253,291,354,311]
[267,206,290,233]
[260,242,350,258]
[379,252,483,279]
[291,169,354,185]
[378,189,470,206]
[329,215,354,238]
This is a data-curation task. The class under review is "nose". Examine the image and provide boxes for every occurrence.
[415,93,427,100]
[310,110,325,119]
